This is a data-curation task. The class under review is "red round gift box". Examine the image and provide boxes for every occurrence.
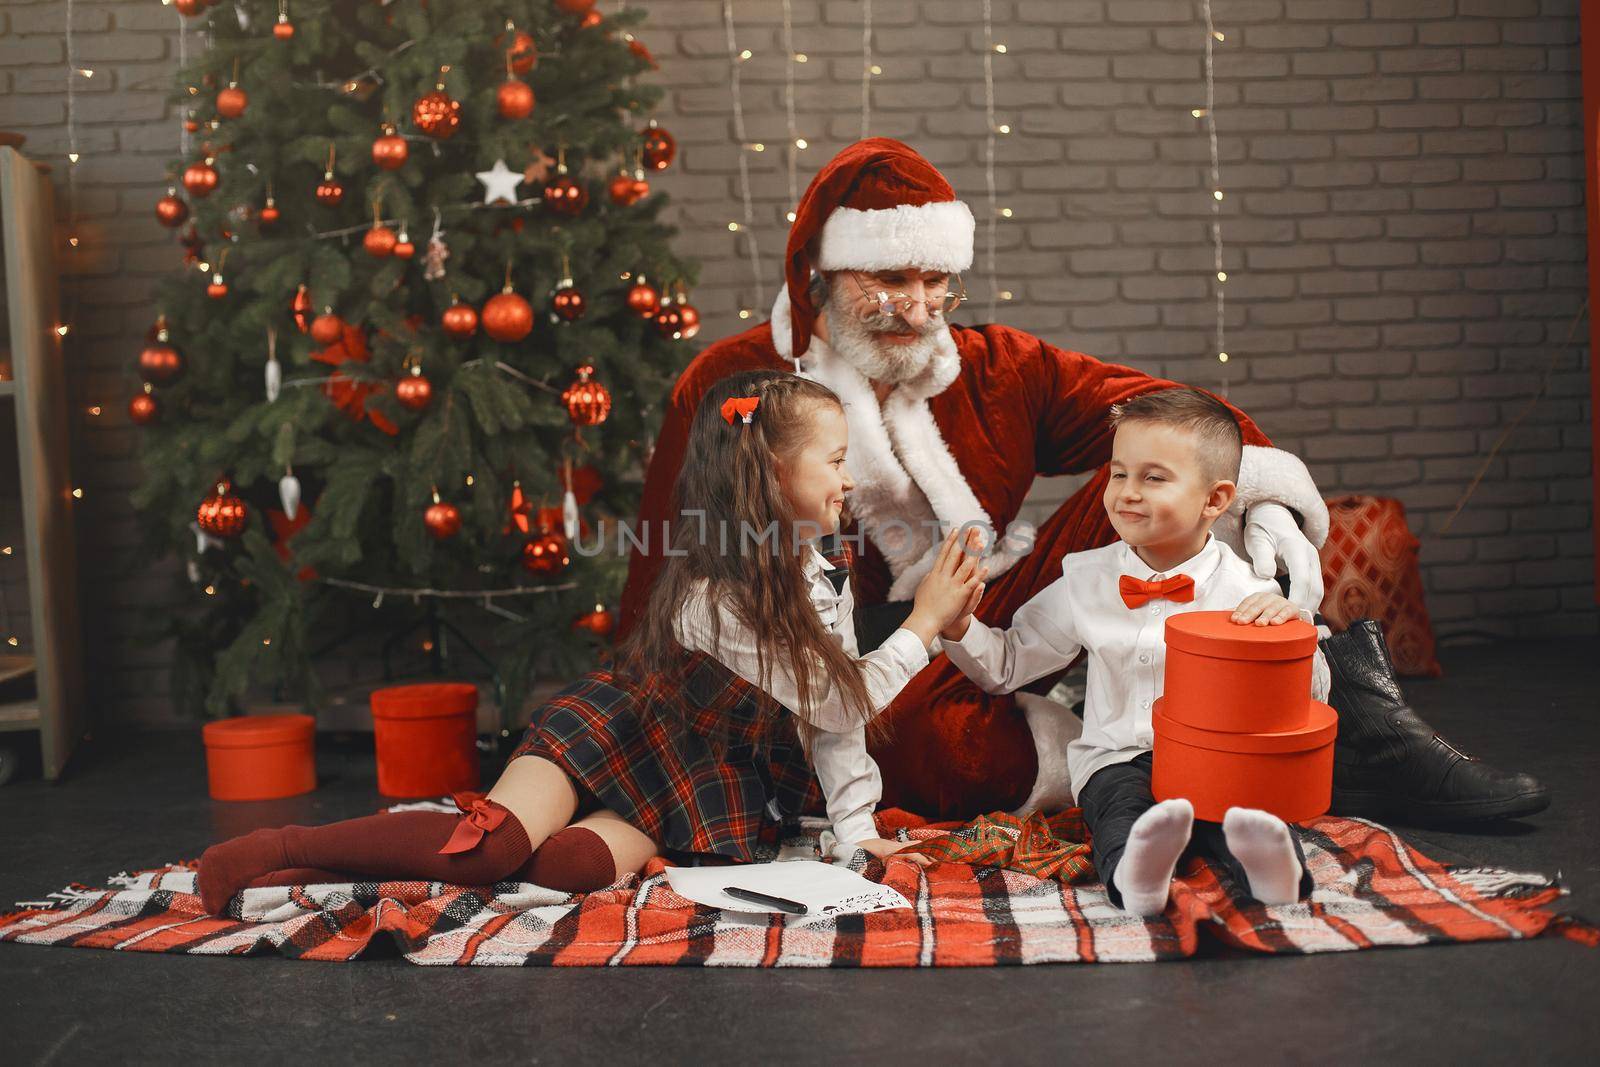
[1152,699,1337,823]
[202,713,317,802]
[369,682,481,798]
[1160,612,1319,734]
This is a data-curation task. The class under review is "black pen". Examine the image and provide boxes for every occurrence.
[722,885,809,915]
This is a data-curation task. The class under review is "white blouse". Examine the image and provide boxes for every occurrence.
[673,544,929,851]
[944,535,1329,801]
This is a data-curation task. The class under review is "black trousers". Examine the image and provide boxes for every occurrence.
[1077,752,1314,908]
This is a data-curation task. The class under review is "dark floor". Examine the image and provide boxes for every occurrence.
[2,639,1597,1065]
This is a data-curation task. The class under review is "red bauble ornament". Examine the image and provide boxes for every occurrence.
[259,197,280,225]
[183,117,201,134]
[424,498,461,540]
[551,282,586,322]
[174,0,205,17]
[273,14,295,40]
[497,78,535,120]
[562,364,612,427]
[394,235,415,259]
[291,284,313,333]
[182,160,219,198]
[372,128,408,170]
[441,300,478,338]
[138,335,184,384]
[363,225,397,257]
[555,0,596,14]
[641,121,677,171]
[412,90,461,139]
[206,273,229,299]
[543,175,588,216]
[197,482,250,539]
[608,171,649,206]
[522,526,571,575]
[315,173,344,206]
[573,604,615,637]
[310,311,344,345]
[128,391,159,426]
[626,278,661,318]
[581,10,604,29]
[654,302,686,340]
[677,299,702,340]
[654,296,702,340]
[482,290,534,343]
[216,84,248,119]
[503,30,538,74]
[155,190,189,228]
[395,368,432,411]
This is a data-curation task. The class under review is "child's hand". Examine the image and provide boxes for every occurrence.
[1231,591,1300,626]
[856,837,932,867]
[905,528,987,648]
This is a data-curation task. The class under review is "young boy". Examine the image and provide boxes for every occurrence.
[941,388,1325,916]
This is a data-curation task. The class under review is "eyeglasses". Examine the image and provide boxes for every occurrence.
[847,272,966,324]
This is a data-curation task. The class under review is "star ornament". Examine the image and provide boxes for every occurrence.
[476,159,524,205]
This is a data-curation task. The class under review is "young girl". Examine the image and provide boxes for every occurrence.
[197,370,985,913]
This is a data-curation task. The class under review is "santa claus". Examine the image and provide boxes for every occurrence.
[621,138,1547,826]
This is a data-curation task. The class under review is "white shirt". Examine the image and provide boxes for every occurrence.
[944,535,1328,801]
[673,544,930,851]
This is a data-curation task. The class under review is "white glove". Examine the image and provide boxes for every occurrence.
[1242,501,1324,615]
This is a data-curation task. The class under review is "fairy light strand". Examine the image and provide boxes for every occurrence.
[1201,0,1229,390]
[859,0,873,139]
[981,0,1003,321]
[722,1,766,312]
[177,10,191,158]
[780,0,801,217]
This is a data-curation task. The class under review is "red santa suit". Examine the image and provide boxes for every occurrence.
[620,139,1327,818]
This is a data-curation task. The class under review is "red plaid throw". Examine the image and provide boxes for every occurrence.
[2,812,1590,965]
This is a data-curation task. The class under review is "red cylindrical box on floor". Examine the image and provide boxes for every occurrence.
[1152,700,1337,823]
[369,682,480,798]
[202,713,317,801]
[1160,613,1318,734]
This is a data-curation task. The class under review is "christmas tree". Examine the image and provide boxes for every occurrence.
[132,0,697,726]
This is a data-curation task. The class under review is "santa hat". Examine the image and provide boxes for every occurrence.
[782,138,974,359]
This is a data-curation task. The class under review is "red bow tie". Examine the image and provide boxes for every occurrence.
[1118,573,1195,609]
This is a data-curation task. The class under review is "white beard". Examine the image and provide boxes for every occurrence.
[823,306,946,386]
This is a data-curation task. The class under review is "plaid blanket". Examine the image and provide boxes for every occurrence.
[2,811,1591,966]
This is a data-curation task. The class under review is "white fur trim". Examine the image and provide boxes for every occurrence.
[816,200,975,274]
[1230,444,1330,548]
[1008,692,1082,818]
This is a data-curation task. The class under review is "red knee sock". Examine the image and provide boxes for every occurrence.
[197,794,532,914]
[516,826,615,893]
[244,866,360,890]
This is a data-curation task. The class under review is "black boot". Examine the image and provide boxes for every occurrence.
[1321,619,1550,826]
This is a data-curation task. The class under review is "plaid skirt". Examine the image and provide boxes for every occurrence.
[510,649,824,861]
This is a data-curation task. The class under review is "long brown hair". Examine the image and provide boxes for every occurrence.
[616,370,876,737]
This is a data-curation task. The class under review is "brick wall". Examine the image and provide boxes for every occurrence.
[0,0,1592,727]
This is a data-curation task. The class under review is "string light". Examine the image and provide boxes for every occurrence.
[859,0,873,138]
[722,1,766,310]
[1200,0,1230,383]
[71,488,84,499]
[981,0,1008,319]
[781,0,802,226]
[794,137,808,150]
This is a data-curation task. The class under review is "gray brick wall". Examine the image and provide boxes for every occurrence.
[0,0,1592,727]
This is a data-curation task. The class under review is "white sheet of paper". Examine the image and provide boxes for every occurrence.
[664,860,910,916]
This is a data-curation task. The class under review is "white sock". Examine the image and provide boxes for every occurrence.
[1111,798,1193,917]
[1222,807,1304,905]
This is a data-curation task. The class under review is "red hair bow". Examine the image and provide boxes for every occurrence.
[721,395,760,425]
